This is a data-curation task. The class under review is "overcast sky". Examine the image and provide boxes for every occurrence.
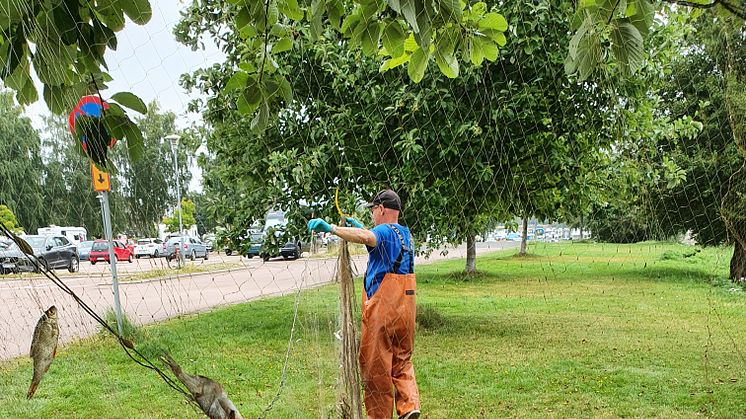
[24,0,225,191]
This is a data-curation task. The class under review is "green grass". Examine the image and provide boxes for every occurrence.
[1,242,745,417]
[120,262,241,282]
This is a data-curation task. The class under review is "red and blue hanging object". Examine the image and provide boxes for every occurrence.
[68,96,117,169]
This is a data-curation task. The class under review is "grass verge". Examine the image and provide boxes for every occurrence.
[1,242,744,417]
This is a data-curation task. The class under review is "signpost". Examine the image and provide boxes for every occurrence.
[90,162,111,192]
[70,96,123,336]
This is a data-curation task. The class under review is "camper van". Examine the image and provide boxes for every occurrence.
[37,226,88,245]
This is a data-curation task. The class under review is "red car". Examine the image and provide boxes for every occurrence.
[89,240,134,264]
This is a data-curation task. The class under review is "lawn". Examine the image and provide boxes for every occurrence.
[1,242,744,418]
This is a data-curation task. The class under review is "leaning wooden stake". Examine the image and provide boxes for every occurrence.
[337,239,363,418]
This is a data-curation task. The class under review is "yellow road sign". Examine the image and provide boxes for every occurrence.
[90,162,111,192]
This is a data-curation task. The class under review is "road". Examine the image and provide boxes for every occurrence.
[0,241,517,360]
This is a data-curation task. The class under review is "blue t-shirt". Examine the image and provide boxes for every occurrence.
[365,223,414,298]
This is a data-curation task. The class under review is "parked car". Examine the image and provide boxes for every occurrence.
[134,238,164,258]
[89,240,134,264]
[202,234,216,252]
[77,240,94,261]
[247,230,309,261]
[245,231,266,259]
[0,238,38,274]
[165,236,209,261]
[22,235,79,272]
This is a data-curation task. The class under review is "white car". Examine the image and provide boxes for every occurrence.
[134,238,164,258]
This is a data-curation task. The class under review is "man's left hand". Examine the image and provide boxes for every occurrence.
[345,217,364,228]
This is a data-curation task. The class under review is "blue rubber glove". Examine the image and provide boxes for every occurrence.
[345,217,364,228]
[308,218,333,233]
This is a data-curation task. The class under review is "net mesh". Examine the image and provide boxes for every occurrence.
[0,0,745,417]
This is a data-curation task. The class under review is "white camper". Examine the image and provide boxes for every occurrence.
[37,226,88,245]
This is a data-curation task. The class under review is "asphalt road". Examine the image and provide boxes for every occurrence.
[0,241,517,360]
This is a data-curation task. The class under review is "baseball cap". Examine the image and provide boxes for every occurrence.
[366,189,402,211]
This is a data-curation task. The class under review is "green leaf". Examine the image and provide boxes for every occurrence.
[407,46,428,83]
[237,81,263,114]
[272,37,293,53]
[400,0,419,33]
[413,0,432,48]
[360,0,379,19]
[610,20,644,74]
[52,0,81,45]
[102,114,130,140]
[120,0,152,25]
[361,21,383,56]
[279,0,304,21]
[469,37,484,65]
[435,29,459,78]
[383,20,406,58]
[96,0,125,31]
[403,33,418,52]
[251,102,270,131]
[341,12,361,36]
[110,92,147,114]
[435,49,458,78]
[225,71,249,91]
[277,75,292,102]
[479,36,498,61]
[387,0,402,14]
[123,122,145,163]
[16,76,37,105]
[575,26,602,80]
[4,30,25,78]
[239,61,256,73]
[326,0,344,29]
[380,52,410,71]
[478,12,507,31]
[628,0,654,36]
[236,7,251,29]
[437,0,461,23]
[43,84,84,115]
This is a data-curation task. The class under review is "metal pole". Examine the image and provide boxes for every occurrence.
[99,191,123,336]
[171,144,184,267]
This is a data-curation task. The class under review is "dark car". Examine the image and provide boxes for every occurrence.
[77,240,94,261]
[247,230,308,261]
[23,235,79,273]
[0,238,38,274]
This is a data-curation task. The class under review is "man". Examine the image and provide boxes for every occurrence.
[308,189,420,419]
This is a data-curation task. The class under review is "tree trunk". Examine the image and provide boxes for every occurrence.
[730,240,746,283]
[519,218,528,256]
[579,213,584,240]
[465,232,477,274]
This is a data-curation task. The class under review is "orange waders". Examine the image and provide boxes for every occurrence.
[360,225,420,418]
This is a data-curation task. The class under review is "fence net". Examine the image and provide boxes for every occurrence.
[0,0,745,417]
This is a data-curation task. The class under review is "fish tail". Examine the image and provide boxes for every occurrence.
[27,379,39,399]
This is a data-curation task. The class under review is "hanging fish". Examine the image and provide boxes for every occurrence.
[28,306,59,399]
[162,353,243,419]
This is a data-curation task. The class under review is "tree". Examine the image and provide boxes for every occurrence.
[163,199,197,233]
[0,204,21,233]
[186,0,613,273]
[112,102,195,237]
[0,0,149,168]
[39,114,106,237]
[566,0,745,82]
[652,13,746,280]
[0,92,46,232]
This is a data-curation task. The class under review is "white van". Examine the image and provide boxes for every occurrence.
[37,226,88,245]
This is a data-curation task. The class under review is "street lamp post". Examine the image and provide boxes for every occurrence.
[166,134,184,268]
